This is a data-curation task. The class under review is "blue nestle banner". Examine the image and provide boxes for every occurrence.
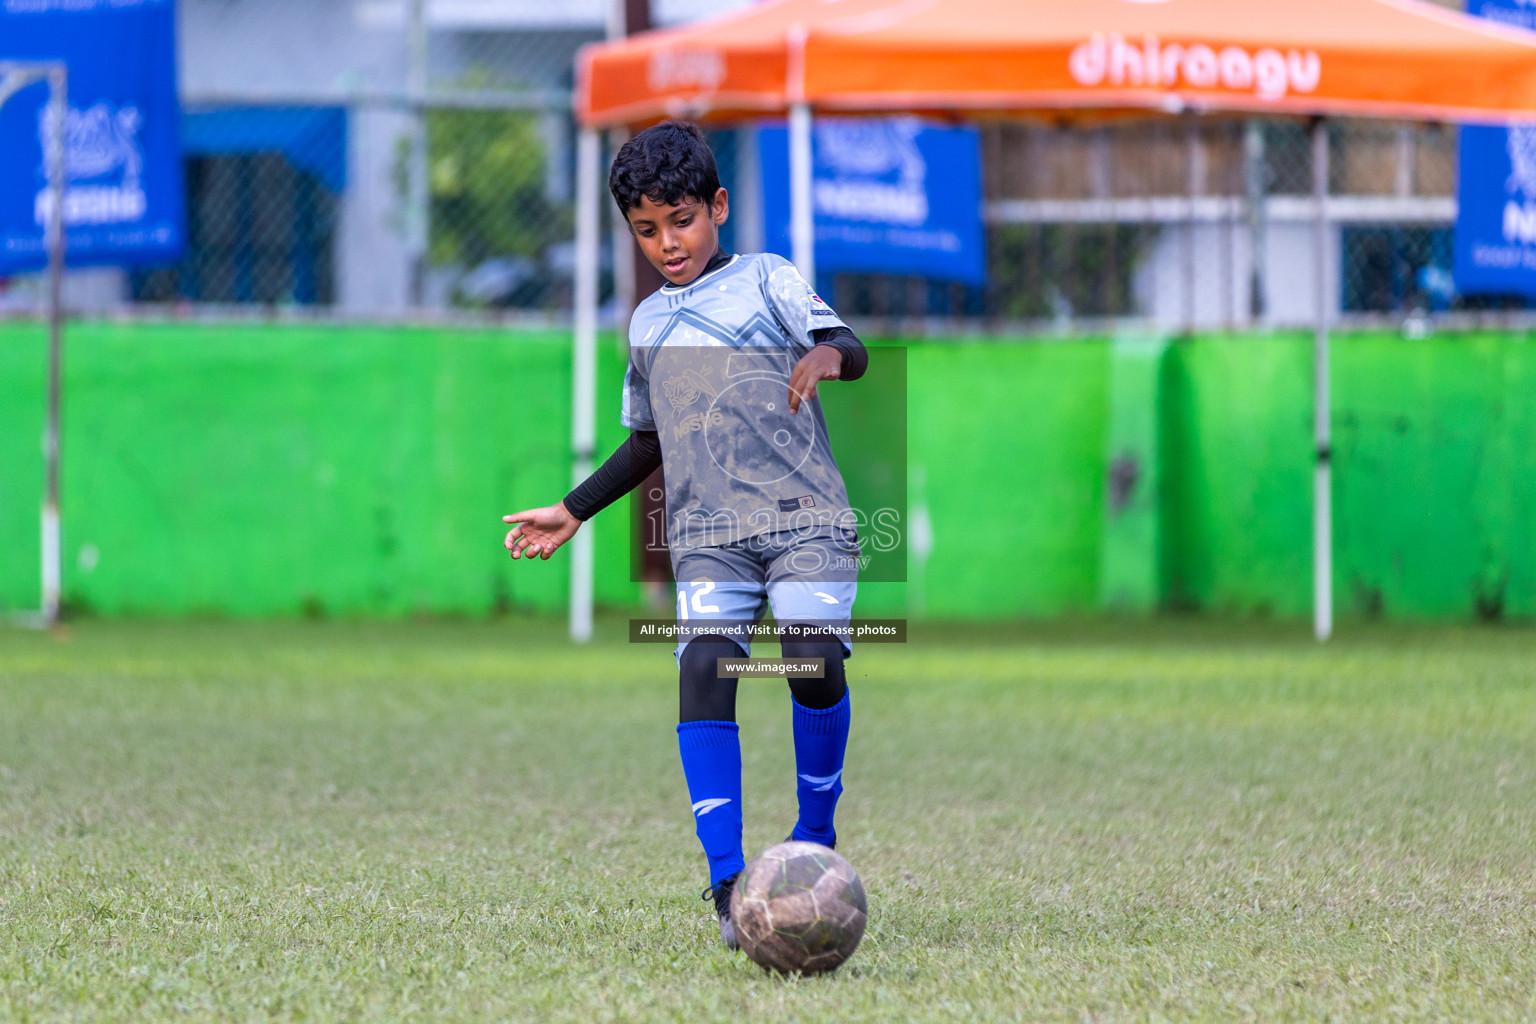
[759,118,985,285]
[1454,0,1536,298]
[0,0,183,274]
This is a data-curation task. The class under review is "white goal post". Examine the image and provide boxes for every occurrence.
[0,61,67,628]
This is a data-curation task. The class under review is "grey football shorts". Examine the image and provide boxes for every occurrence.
[672,528,859,659]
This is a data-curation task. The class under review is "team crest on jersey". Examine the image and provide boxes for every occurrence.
[662,368,717,412]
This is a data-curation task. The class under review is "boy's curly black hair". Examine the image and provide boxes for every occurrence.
[608,120,721,217]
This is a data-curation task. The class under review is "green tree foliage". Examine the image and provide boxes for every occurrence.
[421,109,569,269]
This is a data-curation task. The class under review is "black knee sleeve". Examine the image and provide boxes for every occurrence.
[779,622,848,710]
[678,634,745,723]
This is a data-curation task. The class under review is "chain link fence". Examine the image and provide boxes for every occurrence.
[950,117,1472,333]
[0,4,1524,331]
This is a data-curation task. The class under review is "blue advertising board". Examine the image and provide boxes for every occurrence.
[0,0,182,273]
[1454,0,1536,297]
[759,118,985,285]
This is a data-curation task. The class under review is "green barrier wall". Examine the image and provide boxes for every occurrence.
[1159,331,1536,620]
[1159,333,1314,617]
[0,323,637,617]
[2,322,1533,621]
[901,340,1109,618]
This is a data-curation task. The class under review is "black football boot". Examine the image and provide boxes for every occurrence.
[702,873,739,952]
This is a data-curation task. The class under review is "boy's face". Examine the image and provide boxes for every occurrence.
[625,188,729,286]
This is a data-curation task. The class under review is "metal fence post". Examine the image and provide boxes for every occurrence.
[1244,120,1267,324]
[405,0,429,306]
[1312,117,1333,642]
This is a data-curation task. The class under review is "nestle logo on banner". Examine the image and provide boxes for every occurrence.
[1069,34,1320,100]
[1502,126,1536,245]
[33,103,147,227]
[813,119,928,226]
[647,48,726,92]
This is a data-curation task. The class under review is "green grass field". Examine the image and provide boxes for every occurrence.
[2,617,1535,1022]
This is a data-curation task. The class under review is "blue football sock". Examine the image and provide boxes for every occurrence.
[790,690,850,846]
[677,720,745,884]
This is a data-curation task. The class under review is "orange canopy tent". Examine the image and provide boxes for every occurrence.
[561,0,1536,643]
[578,0,1536,127]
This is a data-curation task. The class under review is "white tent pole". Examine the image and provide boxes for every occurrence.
[789,101,815,282]
[42,65,67,627]
[570,126,600,643]
[1311,117,1333,642]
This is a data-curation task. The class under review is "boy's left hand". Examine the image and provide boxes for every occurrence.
[788,345,843,414]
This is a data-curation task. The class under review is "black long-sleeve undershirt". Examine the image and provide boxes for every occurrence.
[563,428,663,522]
[814,325,868,383]
[562,257,867,522]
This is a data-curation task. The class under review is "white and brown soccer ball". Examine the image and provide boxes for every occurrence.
[730,841,868,974]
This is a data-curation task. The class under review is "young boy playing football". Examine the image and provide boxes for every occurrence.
[500,121,867,951]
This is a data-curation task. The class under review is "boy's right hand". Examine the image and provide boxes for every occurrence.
[502,502,581,561]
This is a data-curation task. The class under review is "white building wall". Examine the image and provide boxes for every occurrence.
[182,0,414,309]
[338,108,416,313]
[181,0,409,97]
[1262,221,1342,328]
[1133,218,1342,330]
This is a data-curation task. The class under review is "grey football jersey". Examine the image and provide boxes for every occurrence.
[622,252,855,553]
